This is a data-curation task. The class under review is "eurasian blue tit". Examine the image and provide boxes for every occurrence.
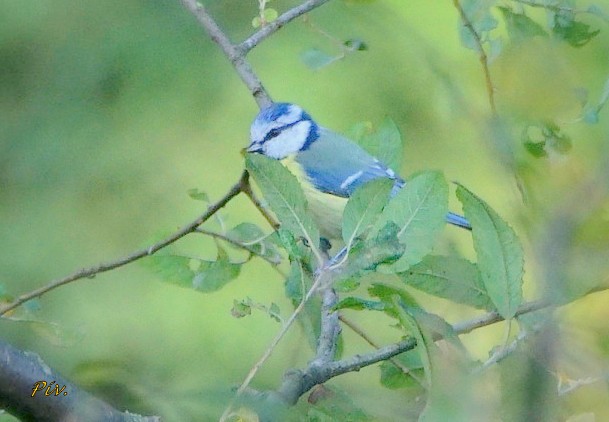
[246,103,471,240]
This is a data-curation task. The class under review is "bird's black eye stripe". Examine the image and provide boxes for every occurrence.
[263,118,305,143]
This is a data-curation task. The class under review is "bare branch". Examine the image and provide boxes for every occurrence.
[0,171,248,317]
[0,339,159,421]
[452,0,497,115]
[310,288,341,367]
[179,0,272,108]
[240,174,280,230]
[195,227,282,265]
[239,0,332,54]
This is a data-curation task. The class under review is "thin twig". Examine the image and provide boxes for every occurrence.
[239,0,332,54]
[513,0,603,16]
[240,175,280,230]
[179,0,272,108]
[452,0,497,115]
[0,172,249,317]
[195,227,282,265]
[220,266,328,421]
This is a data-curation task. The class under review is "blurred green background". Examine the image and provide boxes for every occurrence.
[1,0,609,420]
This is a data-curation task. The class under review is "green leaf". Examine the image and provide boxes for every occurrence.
[456,185,524,319]
[300,49,336,70]
[192,246,241,292]
[499,7,547,42]
[333,296,385,312]
[226,222,281,263]
[458,0,498,51]
[368,283,420,313]
[522,122,571,157]
[342,178,393,245]
[148,255,195,287]
[0,284,8,301]
[400,255,493,310]
[391,298,432,389]
[379,350,424,390]
[333,276,361,293]
[262,8,278,23]
[344,38,368,51]
[552,12,600,47]
[231,299,252,318]
[584,74,609,124]
[372,171,448,272]
[333,222,404,283]
[353,118,404,171]
[285,261,310,303]
[245,154,320,254]
[304,386,371,421]
[187,188,209,202]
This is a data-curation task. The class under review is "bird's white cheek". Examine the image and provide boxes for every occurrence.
[263,121,312,159]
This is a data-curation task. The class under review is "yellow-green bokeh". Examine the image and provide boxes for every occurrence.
[1,0,609,420]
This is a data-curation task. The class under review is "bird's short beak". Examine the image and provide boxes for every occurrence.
[244,143,261,154]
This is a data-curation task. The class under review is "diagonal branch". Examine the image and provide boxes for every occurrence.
[239,0,332,54]
[452,0,497,115]
[0,338,159,421]
[0,171,249,317]
[179,0,272,108]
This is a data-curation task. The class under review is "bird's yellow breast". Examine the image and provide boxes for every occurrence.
[282,156,347,240]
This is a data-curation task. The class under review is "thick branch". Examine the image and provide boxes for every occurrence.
[274,287,609,405]
[0,339,158,421]
[0,171,248,317]
[179,0,272,108]
[310,288,341,368]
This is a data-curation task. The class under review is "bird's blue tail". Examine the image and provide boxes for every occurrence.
[446,212,471,230]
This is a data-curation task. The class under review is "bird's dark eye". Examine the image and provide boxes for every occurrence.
[267,128,281,139]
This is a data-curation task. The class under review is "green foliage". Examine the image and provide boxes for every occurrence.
[379,350,424,390]
[252,8,278,29]
[148,246,241,293]
[550,9,600,47]
[192,247,241,292]
[400,255,493,310]
[371,171,448,272]
[226,222,281,263]
[333,296,385,312]
[245,154,320,256]
[582,74,609,124]
[302,386,371,421]
[284,260,310,303]
[300,49,339,71]
[341,178,393,246]
[349,118,404,171]
[231,297,282,323]
[521,121,572,158]
[187,188,209,202]
[499,7,547,42]
[458,0,501,57]
[333,222,405,284]
[457,184,524,319]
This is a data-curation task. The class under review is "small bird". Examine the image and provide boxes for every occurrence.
[247,103,471,240]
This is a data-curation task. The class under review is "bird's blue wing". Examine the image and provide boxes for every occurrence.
[296,127,403,198]
[295,127,472,231]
